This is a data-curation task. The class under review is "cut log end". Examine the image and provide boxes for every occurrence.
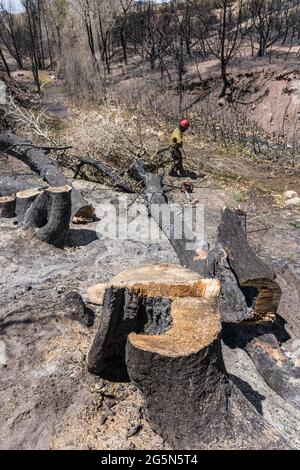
[129,296,221,357]
[0,195,16,218]
[86,283,108,305]
[46,185,72,194]
[73,204,95,224]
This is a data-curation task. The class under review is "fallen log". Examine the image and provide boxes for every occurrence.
[131,160,209,276]
[0,175,45,196]
[0,195,16,218]
[16,188,43,225]
[216,208,282,322]
[0,131,94,222]
[88,264,288,449]
[22,185,72,248]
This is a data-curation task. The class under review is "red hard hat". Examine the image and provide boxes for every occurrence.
[180,119,190,129]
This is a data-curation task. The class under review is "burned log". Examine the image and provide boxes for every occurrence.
[75,156,135,194]
[0,175,45,196]
[0,195,16,218]
[88,264,288,449]
[217,208,281,322]
[22,185,72,248]
[0,131,94,222]
[16,188,43,225]
[131,160,209,276]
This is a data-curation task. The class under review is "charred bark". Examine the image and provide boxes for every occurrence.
[0,131,94,222]
[0,195,16,218]
[217,208,281,322]
[0,175,45,197]
[16,188,42,226]
[76,156,135,194]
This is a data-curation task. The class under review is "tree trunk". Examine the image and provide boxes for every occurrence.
[22,185,72,248]
[129,163,296,405]
[0,46,11,78]
[87,264,288,449]
[131,160,209,276]
[0,195,16,218]
[0,131,94,222]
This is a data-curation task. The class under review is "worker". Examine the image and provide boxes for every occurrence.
[169,118,190,176]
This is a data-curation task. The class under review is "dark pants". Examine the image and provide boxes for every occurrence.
[170,147,184,176]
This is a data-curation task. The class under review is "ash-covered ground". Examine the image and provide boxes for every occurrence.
[0,158,300,450]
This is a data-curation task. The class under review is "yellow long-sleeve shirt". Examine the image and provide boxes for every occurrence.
[169,127,183,148]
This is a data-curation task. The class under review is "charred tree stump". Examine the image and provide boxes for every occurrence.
[88,264,288,449]
[16,189,43,226]
[0,195,16,218]
[22,185,72,248]
[0,131,94,222]
[131,160,209,276]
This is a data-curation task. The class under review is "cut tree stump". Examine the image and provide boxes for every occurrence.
[88,264,288,449]
[16,188,43,226]
[0,195,16,218]
[0,131,94,222]
[22,185,72,248]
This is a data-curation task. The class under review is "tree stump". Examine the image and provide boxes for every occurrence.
[16,188,43,226]
[0,195,16,218]
[22,185,72,248]
[88,264,288,449]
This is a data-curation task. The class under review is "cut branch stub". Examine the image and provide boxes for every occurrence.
[88,264,288,449]
[22,185,72,248]
[0,195,16,218]
[16,188,43,226]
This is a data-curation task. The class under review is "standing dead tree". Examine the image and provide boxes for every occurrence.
[205,0,245,98]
